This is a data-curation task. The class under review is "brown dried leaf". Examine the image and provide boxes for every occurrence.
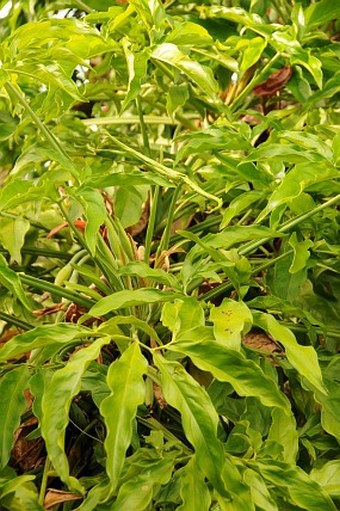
[126,199,150,237]
[153,383,167,409]
[154,247,185,271]
[12,417,45,471]
[44,490,83,509]
[32,303,64,317]
[253,66,293,97]
[242,330,280,353]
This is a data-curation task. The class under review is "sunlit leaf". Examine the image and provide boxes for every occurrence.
[151,43,218,98]
[89,288,178,316]
[210,298,252,350]
[253,312,327,395]
[101,342,147,496]
[167,334,291,412]
[153,353,229,498]
[0,324,90,363]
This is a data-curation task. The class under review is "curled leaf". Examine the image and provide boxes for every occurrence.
[253,66,293,96]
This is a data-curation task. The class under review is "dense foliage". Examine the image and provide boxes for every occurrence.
[0,0,340,509]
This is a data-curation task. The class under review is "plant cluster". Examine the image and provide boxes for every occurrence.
[0,0,339,509]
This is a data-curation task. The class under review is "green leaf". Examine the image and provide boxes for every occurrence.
[0,367,28,468]
[318,382,340,440]
[29,369,53,424]
[177,456,211,511]
[154,352,231,498]
[0,217,30,264]
[0,112,18,140]
[267,408,298,463]
[151,43,218,98]
[0,472,36,502]
[240,37,267,74]
[291,50,323,88]
[197,226,280,250]
[161,297,205,337]
[243,469,278,511]
[252,460,337,511]
[166,84,189,116]
[165,21,213,46]
[118,262,180,290]
[167,334,290,412]
[121,41,149,111]
[200,6,265,29]
[77,188,107,256]
[109,453,175,511]
[253,312,327,395]
[0,324,90,363]
[256,163,336,223]
[210,299,252,350]
[310,460,340,497]
[288,232,313,273]
[115,185,148,228]
[3,480,45,511]
[89,288,178,316]
[101,342,147,495]
[305,0,340,27]
[221,191,263,229]
[0,254,32,311]
[41,337,112,493]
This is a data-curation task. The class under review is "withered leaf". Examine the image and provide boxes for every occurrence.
[253,66,293,97]
[44,489,83,509]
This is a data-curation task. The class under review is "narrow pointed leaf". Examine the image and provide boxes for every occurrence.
[168,333,290,412]
[0,324,90,363]
[41,337,112,493]
[253,312,327,395]
[0,367,28,468]
[89,288,178,316]
[153,353,229,498]
[101,342,148,495]
[78,188,107,256]
[253,460,337,511]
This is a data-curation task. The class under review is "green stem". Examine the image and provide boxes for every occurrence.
[136,95,150,154]
[155,186,182,263]
[144,186,160,264]
[280,321,340,340]
[19,274,94,309]
[0,247,72,260]
[240,193,340,257]
[73,0,94,13]
[199,250,292,302]
[82,116,180,126]
[105,133,222,210]
[4,82,74,173]
[230,53,281,112]
[39,457,51,505]
[0,312,33,330]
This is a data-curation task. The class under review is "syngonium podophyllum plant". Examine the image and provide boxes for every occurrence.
[0,0,340,509]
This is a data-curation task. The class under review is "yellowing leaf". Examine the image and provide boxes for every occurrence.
[210,299,252,350]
